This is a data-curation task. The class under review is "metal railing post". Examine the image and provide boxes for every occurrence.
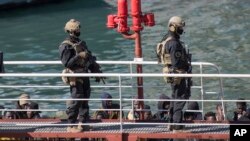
[200,64,204,117]
[118,75,123,132]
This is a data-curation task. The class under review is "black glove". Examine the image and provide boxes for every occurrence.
[95,77,101,83]
[95,76,106,84]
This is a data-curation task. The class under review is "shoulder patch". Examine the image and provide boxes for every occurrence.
[175,51,182,58]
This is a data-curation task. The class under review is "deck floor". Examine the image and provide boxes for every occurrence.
[0,119,230,140]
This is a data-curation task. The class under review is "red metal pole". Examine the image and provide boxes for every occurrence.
[134,31,144,120]
[107,0,155,120]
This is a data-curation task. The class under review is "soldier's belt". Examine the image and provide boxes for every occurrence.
[175,69,186,73]
[72,68,87,73]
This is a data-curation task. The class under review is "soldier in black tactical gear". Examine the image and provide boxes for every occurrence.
[156,16,192,132]
[59,19,105,133]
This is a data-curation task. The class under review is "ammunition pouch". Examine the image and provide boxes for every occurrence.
[163,67,185,85]
[61,68,76,86]
[163,67,173,83]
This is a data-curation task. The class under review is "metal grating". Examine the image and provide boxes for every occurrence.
[0,120,230,140]
[0,120,229,133]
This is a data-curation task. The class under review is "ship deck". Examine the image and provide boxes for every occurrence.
[0,119,230,140]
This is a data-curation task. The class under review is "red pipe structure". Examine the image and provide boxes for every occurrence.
[107,0,155,119]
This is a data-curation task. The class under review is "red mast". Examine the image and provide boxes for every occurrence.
[107,0,155,119]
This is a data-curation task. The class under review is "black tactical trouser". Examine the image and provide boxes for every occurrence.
[67,77,90,126]
[169,78,188,129]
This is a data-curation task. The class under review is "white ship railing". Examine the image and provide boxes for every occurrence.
[2,61,225,116]
[0,60,231,131]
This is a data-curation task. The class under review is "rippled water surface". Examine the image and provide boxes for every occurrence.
[0,0,250,117]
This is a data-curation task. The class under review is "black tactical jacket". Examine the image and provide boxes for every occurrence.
[59,36,89,72]
[164,32,189,71]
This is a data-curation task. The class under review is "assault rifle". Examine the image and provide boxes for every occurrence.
[88,55,106,84]
[76,41,106,84]
[186,48,192,98]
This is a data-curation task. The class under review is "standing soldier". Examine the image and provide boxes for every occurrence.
[156,16,192,132]
[59,19,105,133]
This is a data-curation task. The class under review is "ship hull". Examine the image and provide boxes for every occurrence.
[0,0,65,10]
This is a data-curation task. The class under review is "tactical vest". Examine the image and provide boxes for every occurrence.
[156,37,188,84]
[156,37,172,65]
[62,40,88,52]
[61,39,88,67]
[60,39,88,85]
